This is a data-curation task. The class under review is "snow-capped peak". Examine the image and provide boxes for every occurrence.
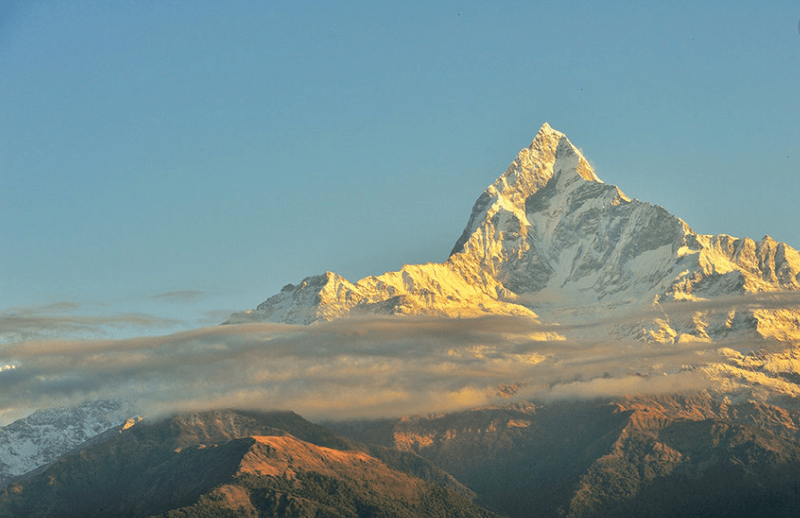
[449,123,602,257]
[229,124,800,345]
[496,123,600,202]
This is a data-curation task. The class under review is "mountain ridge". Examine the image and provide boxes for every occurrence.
[0,400,132,489]
[0,409,498,518]
[328,393,800,518]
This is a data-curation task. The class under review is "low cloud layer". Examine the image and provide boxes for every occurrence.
[526,291,800,335]
[0,315,764,425]
[2,292,798,424]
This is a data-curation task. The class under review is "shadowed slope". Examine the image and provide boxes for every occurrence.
[330,395,800,518]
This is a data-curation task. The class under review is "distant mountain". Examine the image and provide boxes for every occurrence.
[227,123,800,345]
[0,409,499,518]
[0,400,133,488]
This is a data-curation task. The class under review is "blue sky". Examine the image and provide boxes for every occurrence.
[2,0,799,341]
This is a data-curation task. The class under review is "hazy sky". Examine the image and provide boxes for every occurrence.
[2,1,800,340]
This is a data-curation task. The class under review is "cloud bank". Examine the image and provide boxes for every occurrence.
[2,291,798,424]
[151,290,206,302]
[0,311,767,425]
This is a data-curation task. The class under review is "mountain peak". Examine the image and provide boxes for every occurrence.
[493,124,601,206]
[448,124,601,257]
[536,122,564,137]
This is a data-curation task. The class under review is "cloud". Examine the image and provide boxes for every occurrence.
[0,303,181,344]
[0,312,768,425]
[529,371,714,402]
[657,291,800,317]
[198,309,240,326]
[151,290,206,302]
[2,291,798,424]
[521,290,800,336]
[38,301,82,312]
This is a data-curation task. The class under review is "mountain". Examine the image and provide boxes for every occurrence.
[227,123,800,345]
[218,124,800,515]
[6,400,800,518]
[0,409,499,518]
[0,400,133,488]
[329,394,800,518]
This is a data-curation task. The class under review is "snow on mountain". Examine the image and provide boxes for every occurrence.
[228,123,800,346]
[0,400,135,488]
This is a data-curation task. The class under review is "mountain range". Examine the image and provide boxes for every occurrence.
[3,123,800,517]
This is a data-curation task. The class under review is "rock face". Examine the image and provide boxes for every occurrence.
[228,123,800,345]
[0,409,499,518]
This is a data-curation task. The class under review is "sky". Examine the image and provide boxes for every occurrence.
[2,1,799,340]
[1,2,800,420]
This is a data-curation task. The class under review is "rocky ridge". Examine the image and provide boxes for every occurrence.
[329,394,800,518]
